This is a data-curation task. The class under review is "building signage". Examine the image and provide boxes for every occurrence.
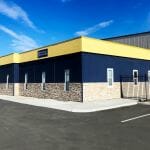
[38,49,48,58]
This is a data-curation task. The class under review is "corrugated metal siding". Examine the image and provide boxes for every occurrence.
[82,53,150,82]
[106,32,150,49]
[19,53,82,83]
[0,64,14,83]
[0,53,82,83]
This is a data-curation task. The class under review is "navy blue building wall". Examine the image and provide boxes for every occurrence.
[14,64,19,83]
[82,53,150,82]
[0,64,14,83]
[19,53,82,83]
[1,52,150,84]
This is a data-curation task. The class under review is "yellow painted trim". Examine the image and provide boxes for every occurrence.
[1,36,150,66]
[81,36,150,60]
[19,37,82,63]
[0,53,19,65]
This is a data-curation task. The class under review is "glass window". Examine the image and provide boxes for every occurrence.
[64,69,70,91]
[107,68,114,86]
[41,72,46,90]
[25,73,28,83]
[133,70,138,85]
[6,74,9,89]
[24,73,28,90]
[42,72,46,83]
[148,71,150,82]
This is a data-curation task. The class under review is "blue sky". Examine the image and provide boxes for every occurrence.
[0,0,150,55]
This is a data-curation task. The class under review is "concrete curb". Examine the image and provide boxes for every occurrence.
[0,95,138,113]
[71,102,138,113]
[138,101,150,105]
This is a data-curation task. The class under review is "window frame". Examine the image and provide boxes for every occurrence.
[133,70,138,85]
[148,70,150,82]
[41,72,46,91]
[6,74,9,89]
[64,69,70,91]
[107,68,114,87]
[24,73,28,90]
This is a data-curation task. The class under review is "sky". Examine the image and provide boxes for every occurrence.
[0,0,150,55]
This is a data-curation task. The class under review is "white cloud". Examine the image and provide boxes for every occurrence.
[0,0,38,30]
[75,20,114,36]
[0,25,39,52]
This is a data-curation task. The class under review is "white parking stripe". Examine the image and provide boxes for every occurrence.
[121,114,150,123]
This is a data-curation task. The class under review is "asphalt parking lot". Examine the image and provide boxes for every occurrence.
[0,100,150,150]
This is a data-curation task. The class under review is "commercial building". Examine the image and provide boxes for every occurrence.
[105,31,150,49]
[1,36,150,102]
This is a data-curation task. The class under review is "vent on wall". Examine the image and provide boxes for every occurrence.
[38,49,48,58]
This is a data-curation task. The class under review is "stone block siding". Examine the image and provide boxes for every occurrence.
[83,82,121,102]
[2,82,147,102]
[0,83,14,96]
[121,82,147,99]
[19,83,82,102]
[146,83,150,99]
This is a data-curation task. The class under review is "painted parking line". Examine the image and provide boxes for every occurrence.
[121,114,150,123]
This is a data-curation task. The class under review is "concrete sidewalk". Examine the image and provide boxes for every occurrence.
[140,101,150,105]
[0,95,138,113]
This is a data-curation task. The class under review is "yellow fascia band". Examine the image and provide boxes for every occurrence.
[19,37,82,63]
[0,53,19,65]
[1,36,150,66]
[81,36,150,60]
